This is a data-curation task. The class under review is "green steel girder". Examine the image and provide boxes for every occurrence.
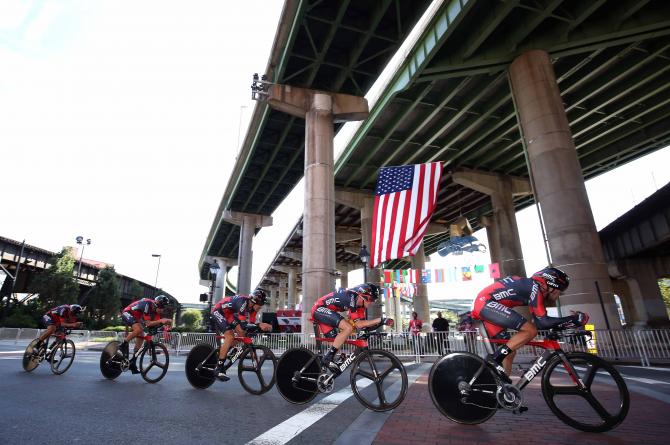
[564,0,608,35]
[461,1,520,59]
[508,0,565,52]
[253,138,306,214]
[303,0,350,87]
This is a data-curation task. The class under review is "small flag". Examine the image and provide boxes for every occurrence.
[421,269,431,283]
[462,266,472,281]
[489,263,501,279]
[384,270,393,284]
[434,269,444,283]
[474,264,485,274]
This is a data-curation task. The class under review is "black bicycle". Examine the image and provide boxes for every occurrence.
[99,326,170,383]
[428,328,629,432]
[185,334,276,395]
[275,324,408,412]
[23,328,77,375]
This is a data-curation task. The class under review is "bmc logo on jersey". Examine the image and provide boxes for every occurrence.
[491,289,516,301]
[485,301,512,314]
[316,307,331,314]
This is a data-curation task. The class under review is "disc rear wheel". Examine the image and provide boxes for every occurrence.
[428,352,498,424]
[100,341,123,380]
[185,343,217,389]
[23,339,42,372]
[276,347,319,404]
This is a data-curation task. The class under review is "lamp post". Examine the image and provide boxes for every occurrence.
[75,236,91,279]
[359,244,370,283]
[152,254,162,297]
[207,260,220,332]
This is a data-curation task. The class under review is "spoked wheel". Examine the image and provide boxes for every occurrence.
[23,339,43,372]
[350,349,408,412]
[139,342,169,383]
[238,345,277,395]
[276,347,320,404]
[50,339,76,375]
[185,343,217,389]
[100,341,123,380]
[542,352,629,432]
[429,352,498,424]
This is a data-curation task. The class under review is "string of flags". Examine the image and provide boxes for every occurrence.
[381,263,500,285]
[378,263,500,300]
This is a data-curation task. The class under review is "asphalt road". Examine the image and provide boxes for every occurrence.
[1,343,669,445]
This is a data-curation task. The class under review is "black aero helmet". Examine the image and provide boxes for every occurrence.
[155,295,170,308]
[70,304,83,315]
[353,283,380,302]
[250,289,268,306]
[532,267,570,291]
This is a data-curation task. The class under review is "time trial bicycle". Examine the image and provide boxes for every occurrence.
[99,325,170,383]
[428,327,629,432]
[275,322,407,412]
[185,334,277,394]
[23,327,78,375]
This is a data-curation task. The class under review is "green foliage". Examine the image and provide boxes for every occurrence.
[181,309,202,330]
[660,279,670,316]
[127,280,143,300]
[85,266,122,329]
[33,249,79,310]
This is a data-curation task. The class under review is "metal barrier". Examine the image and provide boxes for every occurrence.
[2,327,669,365]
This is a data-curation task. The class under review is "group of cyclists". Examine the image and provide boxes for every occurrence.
[29,265,589,391]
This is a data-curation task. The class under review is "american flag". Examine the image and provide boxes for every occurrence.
[371,162,443,267]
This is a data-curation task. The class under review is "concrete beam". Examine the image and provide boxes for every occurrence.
[266,84,369,122]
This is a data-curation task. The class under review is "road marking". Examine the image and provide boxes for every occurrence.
[247,379,373,445]
[625,376,670,385]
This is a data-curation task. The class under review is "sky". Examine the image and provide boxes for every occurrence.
[2,1,669,305]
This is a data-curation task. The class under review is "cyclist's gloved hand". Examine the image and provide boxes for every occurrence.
[381,317,394,327]
[244,323,259,333]
[573,311,589,326]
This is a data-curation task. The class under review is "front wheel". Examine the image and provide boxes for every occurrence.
[238,345,277,395]
[23,339,42,372]
[542,352,629,432]
[185,343,216,389]
[275,347,319,404]
[100,341,123,380]
[50,339,76,375]
[428,352,498,424]
[139,342,169,383]
[350,349,408,412]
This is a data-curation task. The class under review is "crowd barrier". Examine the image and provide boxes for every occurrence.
[1,327,668,366]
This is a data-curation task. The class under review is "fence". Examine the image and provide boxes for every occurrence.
[1,327,669,366]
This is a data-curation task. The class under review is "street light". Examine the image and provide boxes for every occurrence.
[152,254,162,297]
[75,236,91,279]
[207,260,221,332]
[359,244,370,283]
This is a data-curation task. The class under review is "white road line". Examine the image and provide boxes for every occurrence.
[247,379,373,445]
[625,377,670,385]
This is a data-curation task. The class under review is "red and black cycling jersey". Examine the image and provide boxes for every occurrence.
[473,276,579,330]
[312,288,366,320]
[212,295,257,324]
[123,298,158,322]
[45,305,76,324]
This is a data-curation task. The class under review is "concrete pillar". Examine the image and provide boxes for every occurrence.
[223,211,272,296]
[508,50,620,328]
[410,243,429,331]
[336,263,350,289]
[394,291,402,333]
[610,259,670,327]
[206,257,236,304]
[268,285,279,312]
[288,268,298,309]
[262,83,368,331]
[453,170,530,277]
[278,279,288,310]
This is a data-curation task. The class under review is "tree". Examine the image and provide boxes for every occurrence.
[85,266,122,328]
[660,279,670,317]
[181,309,202,330]
[33,249,79,310]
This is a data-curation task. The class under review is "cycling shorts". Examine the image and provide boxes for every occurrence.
[312,306,344,337]
[41,315,56,327]
[121,312,138,326]
[212,311,234,333]
[472,299,528,339]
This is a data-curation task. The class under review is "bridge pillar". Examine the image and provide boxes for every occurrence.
[223,211,272,295]
[206,256,236,303]
[336,263,351,289]
[453,170,530,277]
[278,278,288,310]
[335,190,382,320]
[410,243,429,331]
[269,285,279,312]
[263,84,369,331]
[509,50,620,328]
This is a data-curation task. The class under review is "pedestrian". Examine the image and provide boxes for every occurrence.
[458,311,477,354]
[409,311,423,355]
[432,311,450,355]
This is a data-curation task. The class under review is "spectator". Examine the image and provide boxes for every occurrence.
[458,311,477,354]
[432,311,450,355]
[409,311,423,355]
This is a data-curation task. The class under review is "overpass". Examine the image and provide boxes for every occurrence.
[201,0,670,330]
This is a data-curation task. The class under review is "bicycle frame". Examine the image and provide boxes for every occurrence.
[196,335,253,373]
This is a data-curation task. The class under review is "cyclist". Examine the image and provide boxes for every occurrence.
[211,289,273,381]
[472,267,589,383]
[311,283,394,374]
[35,304,83,349]
[119,295,173,373]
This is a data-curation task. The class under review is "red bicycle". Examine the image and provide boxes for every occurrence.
[99,326,170,383]
[428,328,629,432]
[23,328,77,375]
